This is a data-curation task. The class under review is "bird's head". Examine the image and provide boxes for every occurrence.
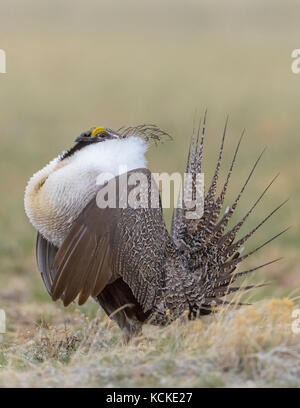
[60,124,171,161]
[60,126,122,160]
[75,126,121,143]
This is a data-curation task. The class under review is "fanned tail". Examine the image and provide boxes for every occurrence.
[170,114,287,316]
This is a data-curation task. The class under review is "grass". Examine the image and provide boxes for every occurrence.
[0,0,300,387]
[0,297,299,387]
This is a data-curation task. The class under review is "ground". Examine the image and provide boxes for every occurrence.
[0,291,299,387]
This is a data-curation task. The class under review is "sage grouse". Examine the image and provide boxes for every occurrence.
[24,120,286,338]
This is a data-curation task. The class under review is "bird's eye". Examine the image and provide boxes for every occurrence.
[82,131,92,138]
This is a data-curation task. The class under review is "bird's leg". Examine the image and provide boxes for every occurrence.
[122,317,143,343]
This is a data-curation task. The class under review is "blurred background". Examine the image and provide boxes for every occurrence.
[0,0,299,330]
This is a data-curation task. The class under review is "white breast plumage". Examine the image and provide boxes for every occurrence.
[24,136,148,247]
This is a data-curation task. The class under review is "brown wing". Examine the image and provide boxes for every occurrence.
[36,231,150,335]
[51,168,169,311]
[36,232,58,296]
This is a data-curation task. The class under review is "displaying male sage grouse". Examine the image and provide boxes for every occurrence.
[24,118,286,339]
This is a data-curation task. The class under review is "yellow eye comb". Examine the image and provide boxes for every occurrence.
[91,126,107,137]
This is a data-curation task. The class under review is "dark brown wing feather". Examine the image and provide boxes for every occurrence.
[51,168,169,311]
[36,232,58,295]
[36,228,150,334]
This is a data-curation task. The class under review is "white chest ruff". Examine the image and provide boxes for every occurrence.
[24,137,148,247]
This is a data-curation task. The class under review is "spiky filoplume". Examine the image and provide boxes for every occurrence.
[118,124,172,145]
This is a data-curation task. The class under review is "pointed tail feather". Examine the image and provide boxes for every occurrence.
[168,116,286,320]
